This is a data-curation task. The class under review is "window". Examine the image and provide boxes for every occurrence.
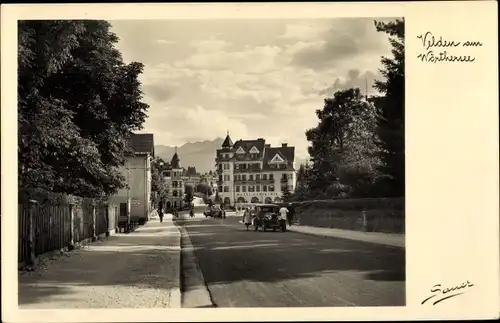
[242,186,247,192]
[223,163,230,170]
[236,186,240,192]
[224,186,229,192]
[234,175,239,181]
[256,186,261,192]
[248,186,255,192]
[249,174,254,180]
[279,164,286,169]
[263,185,268,192]
[269,174,274,180]
[224,175,230,181]
[242,175,247,181]
[256,174,260,180]
[235,164,240,170]
[218,186,223,192]
[262,174,268,180]
[269,185,275,192]
[173,190,178,197]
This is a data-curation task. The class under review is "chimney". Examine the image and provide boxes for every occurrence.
[265,144,270,148]
[282,143,288,148]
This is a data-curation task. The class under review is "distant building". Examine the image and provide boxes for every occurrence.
[162,148,185,209]
[109,133,154,225]
[215,132,296,206]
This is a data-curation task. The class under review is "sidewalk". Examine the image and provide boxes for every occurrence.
[290,225,404,248]
[18,218,182,309]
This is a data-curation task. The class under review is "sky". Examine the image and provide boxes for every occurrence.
[110,18,396,159]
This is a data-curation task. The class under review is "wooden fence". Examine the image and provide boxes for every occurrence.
[18,200,118,266]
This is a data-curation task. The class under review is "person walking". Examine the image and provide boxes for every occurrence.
[287,203,295,227]
[158,200,164,223]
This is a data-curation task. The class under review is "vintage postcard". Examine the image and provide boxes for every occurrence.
[1,1,499,322]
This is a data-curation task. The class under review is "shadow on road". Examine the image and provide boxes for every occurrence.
[177,217,405,307]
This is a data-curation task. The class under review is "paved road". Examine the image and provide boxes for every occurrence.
[179,215,405,307]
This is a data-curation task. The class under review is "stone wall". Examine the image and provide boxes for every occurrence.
[293,198,404,234]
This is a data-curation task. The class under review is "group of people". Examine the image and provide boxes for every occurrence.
[241,204,295,231]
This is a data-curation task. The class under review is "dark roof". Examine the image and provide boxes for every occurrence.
[221,133,233,148]
[262,146,295,171]
[170,152,181,169]
[127,133,155,156]
[230,139,266,161]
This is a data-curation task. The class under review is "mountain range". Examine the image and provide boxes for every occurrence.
[155,138,308,174]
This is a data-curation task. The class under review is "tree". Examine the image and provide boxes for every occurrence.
[305,88,380,197]
[184,184,194,205]
[151,157,168,207]
[196,182,213,197]
[214,190,221,203]
[373,18,405,197]
[18,20,149,198]
[281,185,292,202]
[185,166,197,177]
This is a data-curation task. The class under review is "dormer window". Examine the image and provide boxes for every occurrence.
[270,153,285,163]
[236,146,245,154]
[249,146,259,154]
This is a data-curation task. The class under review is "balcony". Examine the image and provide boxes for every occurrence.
[234,179,274,185]
[233,168,262,173]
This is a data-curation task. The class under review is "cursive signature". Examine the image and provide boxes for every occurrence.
[421,281,474,305]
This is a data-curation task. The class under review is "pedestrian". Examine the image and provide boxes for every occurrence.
[287,203,295,227]
[243,208,252,231]
[158,200,164,223]
[279,205,289,224]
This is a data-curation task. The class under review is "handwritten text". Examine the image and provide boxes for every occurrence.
[421,280,474,306]
[416,32,482,63]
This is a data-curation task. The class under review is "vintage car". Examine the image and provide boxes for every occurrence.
[252,203,287,232]
[204,204,223,218]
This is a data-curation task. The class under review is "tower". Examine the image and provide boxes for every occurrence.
[169,147,184,209]
[221,130,233,149]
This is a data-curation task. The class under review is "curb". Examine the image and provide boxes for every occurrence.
[170,222,183,309]
[289,227,405,248]
[174,216,216,308]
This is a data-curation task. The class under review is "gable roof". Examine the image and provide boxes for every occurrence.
[127,133,155,156]
[235,146,245,154]
[270,153,285,163]
[262,146,295,171]
[231,139,266,160]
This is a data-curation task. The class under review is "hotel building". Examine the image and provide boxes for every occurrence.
[215,133,296,206]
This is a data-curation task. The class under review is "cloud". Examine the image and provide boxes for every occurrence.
[318,69,382,97]
[111,18,395,156]
[189,36,230,52]
[141,84,175,103]
[280,22,331,40]
[156,39,177,45]
[288,18,392,71]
